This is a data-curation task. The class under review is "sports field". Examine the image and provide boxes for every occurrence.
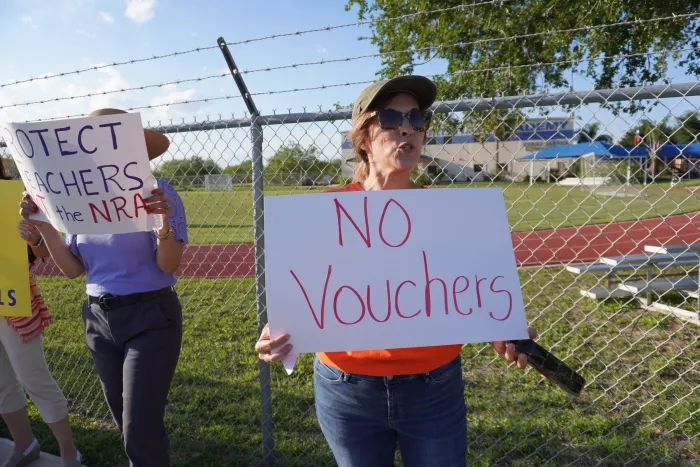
[180,182,700,245]
[3,269,695,466]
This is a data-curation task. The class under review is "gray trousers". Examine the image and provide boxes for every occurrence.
[81,288,182,467]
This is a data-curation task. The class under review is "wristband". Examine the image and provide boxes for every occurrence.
[155,226,173,241]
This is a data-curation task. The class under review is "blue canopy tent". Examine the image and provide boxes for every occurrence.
[588,143,700,183]
[517,142,700,184]
[516,142,631,184]
[609,142,700,160]
[516,141,627,160]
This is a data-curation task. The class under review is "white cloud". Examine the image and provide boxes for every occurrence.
[21,15,37,29]
[150,88,198,121]
[99,12,115,23]
[86,65,133,111]
[75,29,96,38]
[0,65,140,124]
[125,0,156,24]
[316,45,328,55]
[35,73,58,94]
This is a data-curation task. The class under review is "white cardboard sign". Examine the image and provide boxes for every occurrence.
[1,113,158,235]
[264,187,529,373]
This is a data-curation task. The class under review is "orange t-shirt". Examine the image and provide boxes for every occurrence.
[315,181,463,376]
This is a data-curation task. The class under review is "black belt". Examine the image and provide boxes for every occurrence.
[89,286,174,311]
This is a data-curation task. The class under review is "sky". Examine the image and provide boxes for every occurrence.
[0,0,400,122]
[1,0,698,166]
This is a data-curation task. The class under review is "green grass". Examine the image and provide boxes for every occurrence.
[181,182,700,244]
[2,271,697,466]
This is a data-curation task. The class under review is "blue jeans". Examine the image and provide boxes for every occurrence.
[313,355,467,467]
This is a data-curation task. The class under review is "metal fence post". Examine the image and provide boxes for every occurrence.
[218,37,275,466]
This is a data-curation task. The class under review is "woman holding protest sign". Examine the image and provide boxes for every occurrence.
[0,158,81,467]
[18,108,188,467]
[255,76,537,467]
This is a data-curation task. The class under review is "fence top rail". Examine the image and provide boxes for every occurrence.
[148,81,700,133]
[1,82,699,142]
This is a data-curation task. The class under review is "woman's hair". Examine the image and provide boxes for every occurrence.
[0,157,12,180]
[348,111,376,183]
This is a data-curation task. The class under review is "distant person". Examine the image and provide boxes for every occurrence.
[255,76,537,467]
[1,157,81,467]
[19,109,188,467]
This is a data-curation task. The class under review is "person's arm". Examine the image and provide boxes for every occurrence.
[18,220,49,258]
[145,182,188,275]
[29,239,50,259]
[36,225,85,278]
[19,195,85,278]
[154,222,184,274]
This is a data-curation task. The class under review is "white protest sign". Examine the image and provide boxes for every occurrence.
[264,187,529,374]
[0,113,158,234]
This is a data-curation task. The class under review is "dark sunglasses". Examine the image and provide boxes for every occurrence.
[369,108,432,132]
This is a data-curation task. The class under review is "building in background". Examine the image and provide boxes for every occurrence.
[340,117,575,182]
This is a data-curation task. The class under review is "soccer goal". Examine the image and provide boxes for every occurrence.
[580,154,647,198]
[204,174,234,191]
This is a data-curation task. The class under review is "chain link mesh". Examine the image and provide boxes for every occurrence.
[1,52,699,467]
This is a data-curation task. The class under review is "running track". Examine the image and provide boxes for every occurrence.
[32,212,700,278]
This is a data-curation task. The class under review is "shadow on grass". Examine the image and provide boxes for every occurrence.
[0,368,335,467]
[187,223,253,230]
[465,406,696,466]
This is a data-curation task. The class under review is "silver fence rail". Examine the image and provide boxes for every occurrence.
[2,79,698,466]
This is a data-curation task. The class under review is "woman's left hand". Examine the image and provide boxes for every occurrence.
[145,188,172,222]
[491,327,538,369]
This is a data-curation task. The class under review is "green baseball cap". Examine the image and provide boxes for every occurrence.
[352,75,437,125]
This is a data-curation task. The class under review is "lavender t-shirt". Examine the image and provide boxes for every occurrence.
[65,179,188,297]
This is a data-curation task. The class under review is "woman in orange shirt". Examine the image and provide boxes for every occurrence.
[255,75,536,467]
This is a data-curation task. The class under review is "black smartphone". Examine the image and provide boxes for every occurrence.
[508,339,586,397]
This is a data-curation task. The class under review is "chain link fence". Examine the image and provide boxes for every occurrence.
[2,80,698,466]
[1,9,699,465]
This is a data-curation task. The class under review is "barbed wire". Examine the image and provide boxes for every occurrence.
[448,44,700,79]
[239,11,700,75]
[0,0,508,91]
[22,79,379,122]
[14,44,698,124]
[0,46,221,91]
[224,0,508,47]
[0,72,231,110]
[4,11,696,112]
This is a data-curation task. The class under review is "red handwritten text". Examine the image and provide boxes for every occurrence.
[88,192,149,223]
[290,250,513,329]
[335,196,412,248]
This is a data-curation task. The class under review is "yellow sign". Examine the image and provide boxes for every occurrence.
[0,181,31,317]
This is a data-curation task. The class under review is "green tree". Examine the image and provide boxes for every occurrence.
[577,123,601,143]
[673,111,700,144]
[264,142,342,184]
[265,142,322,175]
[345,0,700,107]
[323,159,343,176]
[576,123,613,144]
[154,156,222,179]
[223,159,253,175]
[620,118,676,175]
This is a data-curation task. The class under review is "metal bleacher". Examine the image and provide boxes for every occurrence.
[567,243,700,325]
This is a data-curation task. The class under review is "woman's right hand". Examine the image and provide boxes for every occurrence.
[19,193,50,228]
[255,323,293,363]
[18,220,42,245]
